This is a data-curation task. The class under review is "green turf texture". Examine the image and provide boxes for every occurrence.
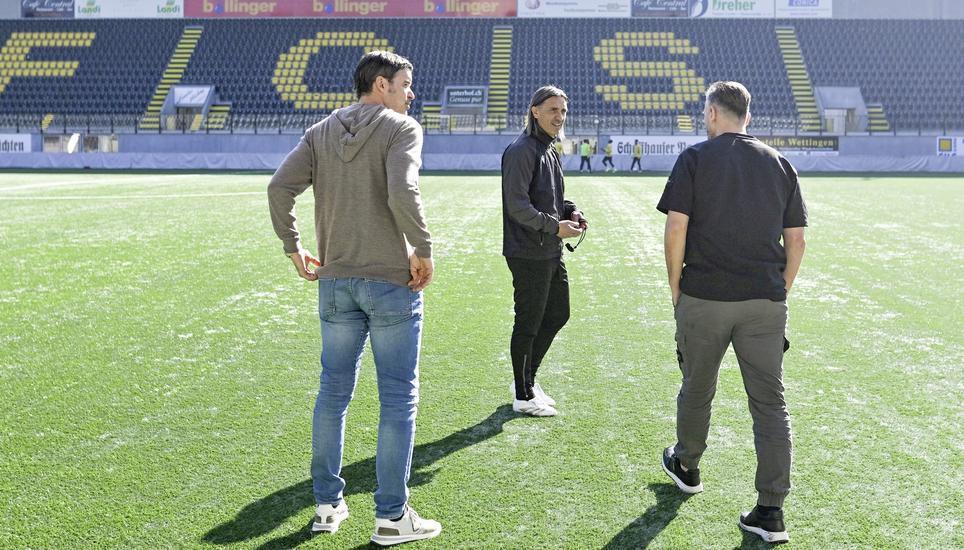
[1,172,961,549]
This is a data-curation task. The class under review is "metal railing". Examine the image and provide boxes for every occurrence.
[1,112,960,137]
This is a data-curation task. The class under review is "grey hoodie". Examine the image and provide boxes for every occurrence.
[268,103,432,288]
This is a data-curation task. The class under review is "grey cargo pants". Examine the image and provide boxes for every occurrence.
[673,292,793,507]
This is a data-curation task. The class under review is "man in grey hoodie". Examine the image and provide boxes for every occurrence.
[267,51,440,547]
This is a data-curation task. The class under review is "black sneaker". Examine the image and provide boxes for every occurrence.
[739,505,789,544]
[661,446,703,494]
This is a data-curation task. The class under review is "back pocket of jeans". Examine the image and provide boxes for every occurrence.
[365,280,415,318]
[318,279,336,321]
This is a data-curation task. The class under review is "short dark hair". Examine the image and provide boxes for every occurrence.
[353,51,413,99]
[525,85,569,136]
[705,81,751,120]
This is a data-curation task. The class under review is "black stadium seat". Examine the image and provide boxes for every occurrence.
[0,18,960,130]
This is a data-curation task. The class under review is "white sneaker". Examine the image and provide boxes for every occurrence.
[509,382,557,406]
[509,382,533,401]
[513,398,558,417]
[370,506,442,546]
[311,501,349,534]
[532,383,556,406]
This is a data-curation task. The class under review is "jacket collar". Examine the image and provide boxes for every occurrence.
[530,124,555,148]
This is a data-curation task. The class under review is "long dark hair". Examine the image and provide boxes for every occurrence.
[525,85,569,137]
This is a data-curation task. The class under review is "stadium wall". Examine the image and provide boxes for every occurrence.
[0,3,19,19]
[2,134,963,172]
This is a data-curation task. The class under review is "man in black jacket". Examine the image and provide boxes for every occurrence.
[501,85,587,417]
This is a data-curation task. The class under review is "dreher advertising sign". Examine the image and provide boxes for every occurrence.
[75,0,183,18]
[517,0,631,18]
[184,0,516,17]
[688,0,774,18]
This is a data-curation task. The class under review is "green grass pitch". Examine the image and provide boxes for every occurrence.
[1,171,961,549]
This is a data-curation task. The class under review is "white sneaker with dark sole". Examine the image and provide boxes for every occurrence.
[370,506,441,546]
[310,501,349,534]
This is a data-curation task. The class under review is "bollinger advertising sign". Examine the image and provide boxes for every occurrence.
[184,0,517,17]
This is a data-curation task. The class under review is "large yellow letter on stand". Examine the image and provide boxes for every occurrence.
[0,32,95,95]
[593,32,704,111]
[273,32,393,110]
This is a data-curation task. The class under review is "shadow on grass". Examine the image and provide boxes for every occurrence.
[203,404,518,549]
[734,528,783,549]
[602,483,693,550]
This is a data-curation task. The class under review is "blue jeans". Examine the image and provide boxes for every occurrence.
[311,278,423,519]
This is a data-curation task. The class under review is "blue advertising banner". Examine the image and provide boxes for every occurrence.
[632,0,688,17]
[22,0,75,18]
[775,0,832,19]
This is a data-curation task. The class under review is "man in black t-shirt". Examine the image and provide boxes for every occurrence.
[656,81,807,544]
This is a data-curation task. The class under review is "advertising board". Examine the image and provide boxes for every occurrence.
[517,0,630,18]
[185,0,515,18]
[74,0,183,19]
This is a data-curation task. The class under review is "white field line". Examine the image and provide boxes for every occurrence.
[0,191,268,200]
[0,174,203,192]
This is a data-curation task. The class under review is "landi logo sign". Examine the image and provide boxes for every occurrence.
[158,0,182,14]
[77,0,101,15]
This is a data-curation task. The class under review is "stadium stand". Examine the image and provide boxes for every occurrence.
[0,18,961,133]
[795,19,964,131]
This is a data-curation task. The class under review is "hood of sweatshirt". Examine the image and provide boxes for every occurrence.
[332,103,392,162]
